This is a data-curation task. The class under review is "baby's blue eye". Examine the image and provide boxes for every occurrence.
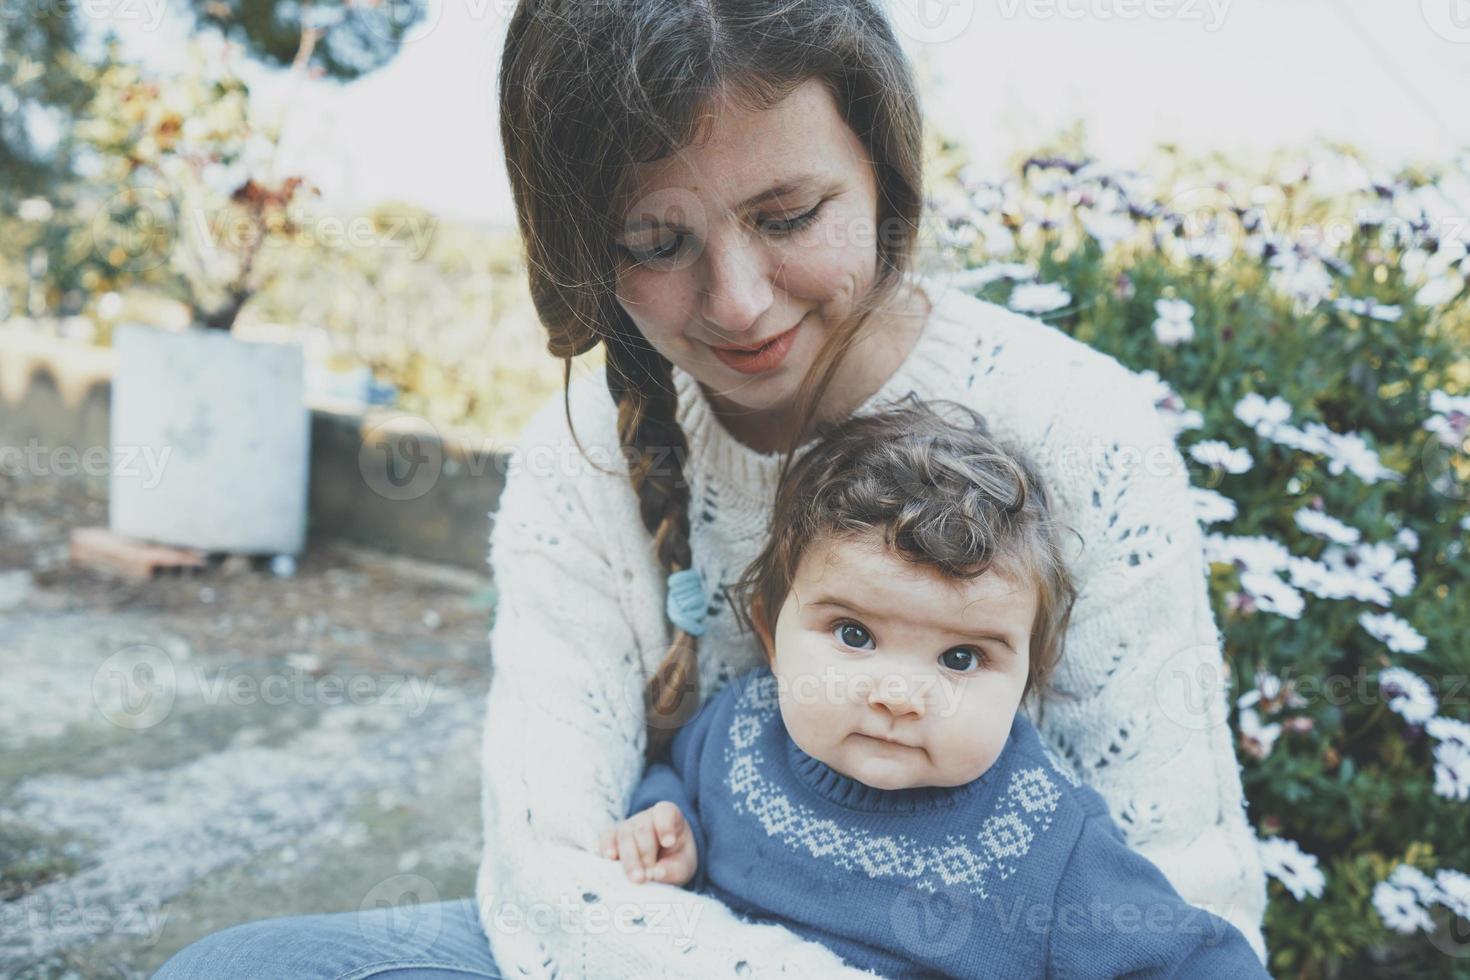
[834,622,874,650]
[940,648,982,672]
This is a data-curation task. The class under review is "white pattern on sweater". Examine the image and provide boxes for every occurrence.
[476,270,1269,978]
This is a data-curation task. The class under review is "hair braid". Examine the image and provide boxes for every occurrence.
[604,325,702,762]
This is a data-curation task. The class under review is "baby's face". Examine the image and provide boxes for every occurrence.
[761,531,1036,792]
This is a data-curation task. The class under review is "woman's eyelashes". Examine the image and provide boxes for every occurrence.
[757,200,825,236]
[827,620,986,672]
[620,201,826,267]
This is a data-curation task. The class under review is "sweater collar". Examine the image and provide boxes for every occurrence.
[782,717,1012,814]
[670,271,967,499]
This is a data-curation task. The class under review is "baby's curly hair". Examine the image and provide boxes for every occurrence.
[727,394,1081,705]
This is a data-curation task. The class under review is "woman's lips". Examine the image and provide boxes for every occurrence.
[709,322,800,375]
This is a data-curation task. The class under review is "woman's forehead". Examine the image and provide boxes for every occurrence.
[616,81,857,218]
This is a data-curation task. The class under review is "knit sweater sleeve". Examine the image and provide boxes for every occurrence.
[626,687,722,893]
[1025,366,1270,965]
[476,407,889,980]
[1043,810,1271,978]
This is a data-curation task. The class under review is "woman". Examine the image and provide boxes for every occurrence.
[157,1,1267,976]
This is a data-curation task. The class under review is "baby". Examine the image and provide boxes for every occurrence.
[600,396,1268,979]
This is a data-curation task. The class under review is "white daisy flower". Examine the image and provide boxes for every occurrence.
[1401,247,1430,283]
[1389,864,1441,906]
[1379,667,1438,724]
[1415,276,1462,308]
[1268,422,1334,456]
[1190,487,1238,525]
[1154,298,1196,321]
[1334,296,1403,322]
[1379,558,1416,598]
[1373,881,1435,934]
[1205,534,1292,574]
[1433,741,1470,802]
[951,262,1037,291]
[1427,716,1470,750]
[1152,316,1195,347]
[1269,252,1334,307]
[1294,507,1361,545]
[1258,837,1327,901]
[1423,389,1470,450]
[1395,528,1420,553]
[1360,612,1428,654]
[1286,556,1365,602]
[1236,669,1307,713]
[1326,438,1402,485]
[1238,707,1282,760]
[1241,570,1306,619]
[1078,208,1135,247]
[1436,870,1470,919]
[1235,392,1293,435]
[1327,543,1416,600]
[1190,440,1253,474]
[1008,281,1071,314]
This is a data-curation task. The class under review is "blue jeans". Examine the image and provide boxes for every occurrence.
[153,898,501,979]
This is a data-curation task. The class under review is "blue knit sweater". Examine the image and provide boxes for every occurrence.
[628,666,1269,979]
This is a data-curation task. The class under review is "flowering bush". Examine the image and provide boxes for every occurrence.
[73,37,319,330]
[927,140,1470,977]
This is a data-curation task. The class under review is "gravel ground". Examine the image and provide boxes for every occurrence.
[0,468,497,979]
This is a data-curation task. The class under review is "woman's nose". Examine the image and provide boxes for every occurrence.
[699,234,773,335]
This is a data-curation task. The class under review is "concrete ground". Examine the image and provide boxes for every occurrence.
[0,468,497,978]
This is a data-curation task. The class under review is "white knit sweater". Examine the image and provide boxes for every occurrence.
[476,269,1269,978]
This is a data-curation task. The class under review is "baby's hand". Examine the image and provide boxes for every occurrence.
[598,801,698,887]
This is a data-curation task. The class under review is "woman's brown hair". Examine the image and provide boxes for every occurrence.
[498,0,926,761]
[726,395,1081,707]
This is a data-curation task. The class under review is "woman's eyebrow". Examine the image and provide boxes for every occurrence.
[621,173,824,234]
[736,172,823,210]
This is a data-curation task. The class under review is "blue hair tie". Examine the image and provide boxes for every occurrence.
[666,567,709,636]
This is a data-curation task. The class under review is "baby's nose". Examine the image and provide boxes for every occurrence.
[864,674,926,718]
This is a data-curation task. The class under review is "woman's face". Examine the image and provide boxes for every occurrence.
[612,78,912,450]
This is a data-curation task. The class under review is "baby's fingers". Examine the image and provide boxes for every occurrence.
[598,826,618,861]
[616,817,657,883]
[649,801,685,850]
